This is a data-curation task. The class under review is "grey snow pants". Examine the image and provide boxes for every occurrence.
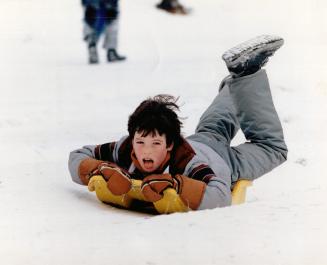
[188,69,288,183]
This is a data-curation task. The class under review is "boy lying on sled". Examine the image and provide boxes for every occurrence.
[68,35,288,213]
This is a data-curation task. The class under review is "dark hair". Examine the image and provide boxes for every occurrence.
[128,94,183,146]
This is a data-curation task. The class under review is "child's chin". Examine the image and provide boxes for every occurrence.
[142,166,158,173]
[143,168,155,173]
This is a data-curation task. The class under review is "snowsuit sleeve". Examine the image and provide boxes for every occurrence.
[68,136,129,185]
[68,141,118,185]
[185,140,233,209]
[184,163,232,209]
[198,177,232,209]
[68,145,97,185]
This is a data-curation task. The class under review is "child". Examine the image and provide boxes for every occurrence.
[81,0,126,64]
[69,35,288,210]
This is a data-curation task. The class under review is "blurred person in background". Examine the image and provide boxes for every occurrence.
[82,0,126,64]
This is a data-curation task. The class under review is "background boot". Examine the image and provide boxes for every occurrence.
[107,49,126,62]
[156,0,189,15]
[88,44,99,64]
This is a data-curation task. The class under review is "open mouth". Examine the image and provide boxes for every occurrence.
[143,158,154,170]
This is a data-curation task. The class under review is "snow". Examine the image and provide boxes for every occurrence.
[1,0,326,264]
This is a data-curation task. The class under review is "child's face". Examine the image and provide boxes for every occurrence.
[132,130,173,173]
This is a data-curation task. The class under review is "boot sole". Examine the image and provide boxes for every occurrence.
[222,35,284,68]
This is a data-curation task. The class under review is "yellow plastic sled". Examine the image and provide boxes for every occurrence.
[88,175,252,214]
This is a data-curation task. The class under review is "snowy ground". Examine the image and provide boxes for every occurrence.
[1,0,327,264]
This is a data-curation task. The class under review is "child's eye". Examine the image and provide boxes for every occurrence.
[136,141,144,144]
[153,142,162,145]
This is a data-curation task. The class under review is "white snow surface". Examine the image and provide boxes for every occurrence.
[1,0,327,264]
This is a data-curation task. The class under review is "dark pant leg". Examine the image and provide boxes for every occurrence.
[102,0,119,25]
[83,4,106,42]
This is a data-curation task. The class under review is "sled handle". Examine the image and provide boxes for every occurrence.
[231,180,253,205]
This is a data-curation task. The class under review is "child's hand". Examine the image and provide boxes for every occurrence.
[141,174,177,202]
[96,162,132,195]
[141,173,206,210]
[79,159,132,195]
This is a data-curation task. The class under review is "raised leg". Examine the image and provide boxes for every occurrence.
[190,35,287,182]
[193,79,240,145]
[226,70,287,181]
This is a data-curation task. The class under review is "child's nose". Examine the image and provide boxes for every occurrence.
[143,146,152,155]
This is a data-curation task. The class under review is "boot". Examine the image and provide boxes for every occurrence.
[88,44,99,64]
[156,0,189,15]
[107,49,126,62]
[222,35,284,77]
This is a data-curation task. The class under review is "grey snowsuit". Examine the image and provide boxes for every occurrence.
[69,69,287,210]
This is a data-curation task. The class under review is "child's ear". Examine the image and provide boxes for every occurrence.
[167,143,174,151]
